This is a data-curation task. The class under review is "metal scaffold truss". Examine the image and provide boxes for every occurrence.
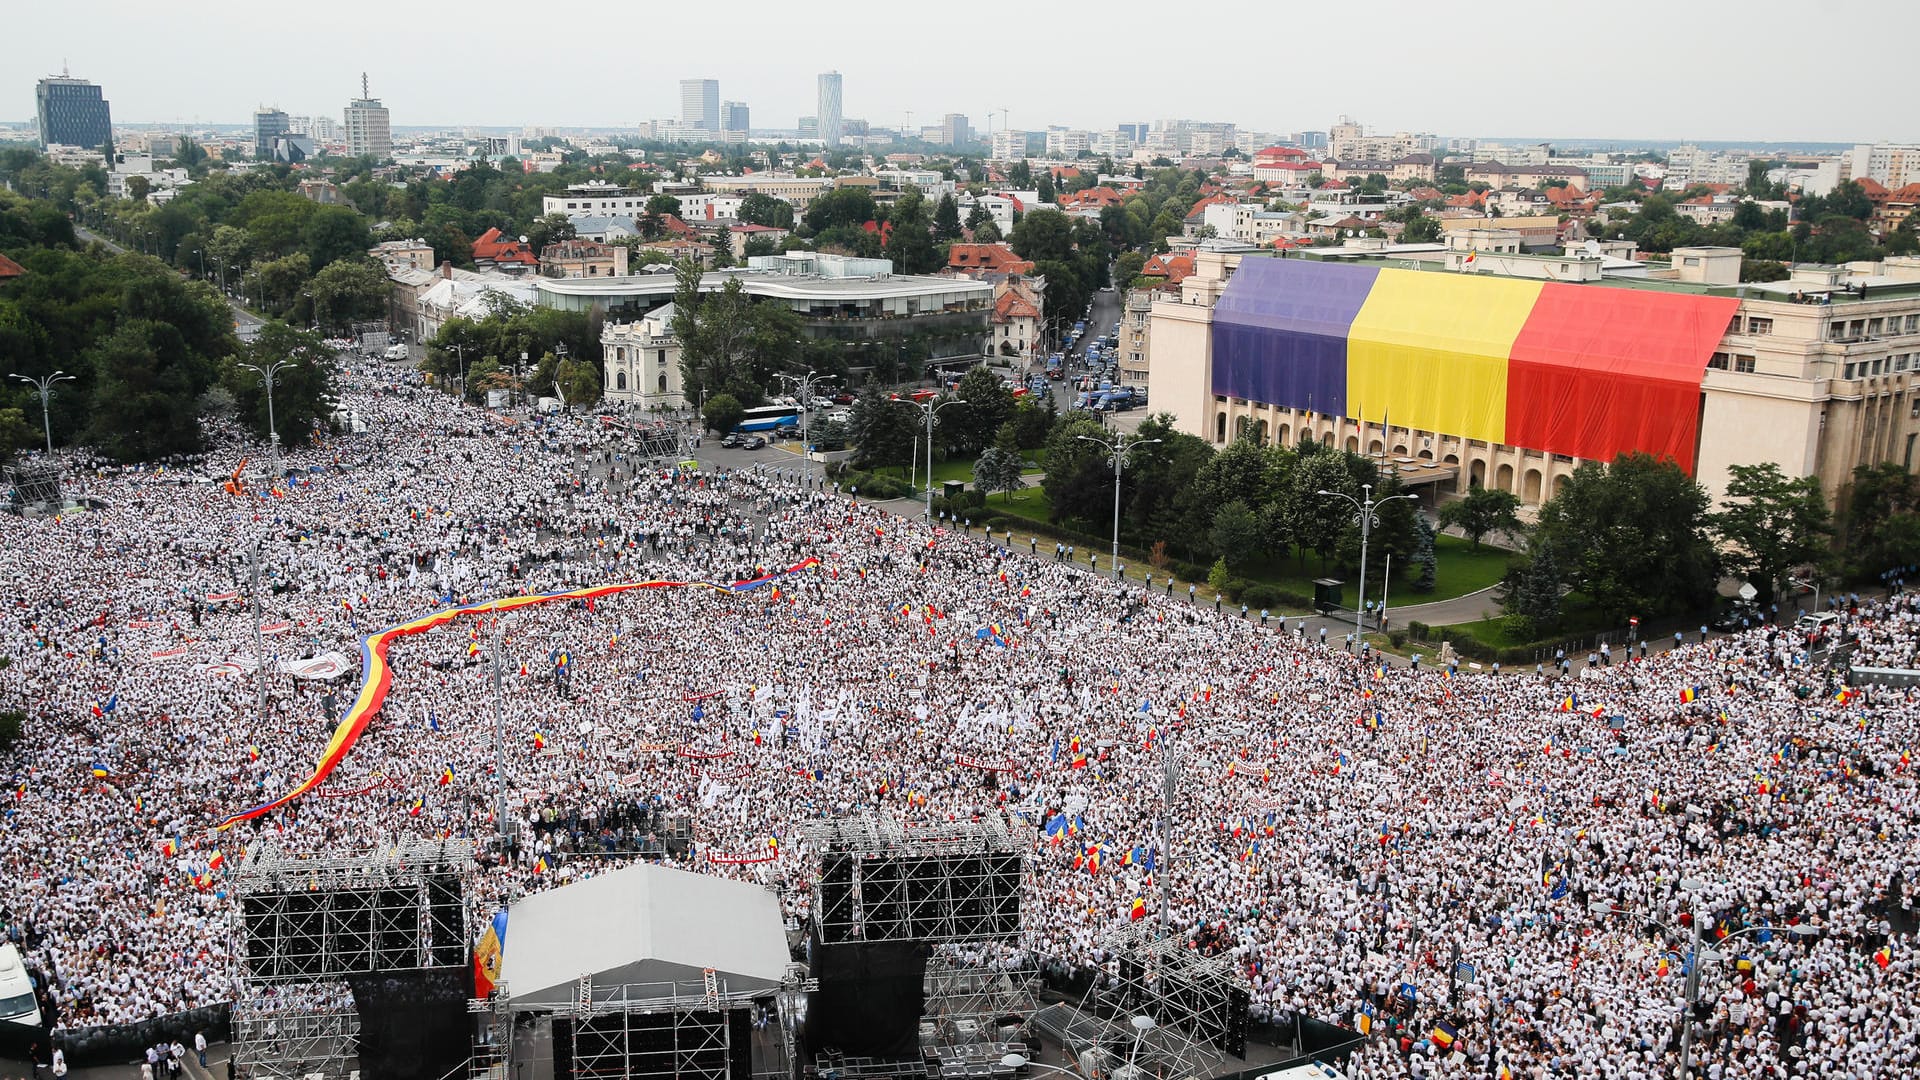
[1067,922,1249,1077]
[231,987,361,1080]
[806,812,1026,945]
[233,838,473,982]
[921,953,1041,1045]
[493,980,768,1080]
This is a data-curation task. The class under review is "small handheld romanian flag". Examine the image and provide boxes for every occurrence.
[1680,686,1699,704]
[438,764,455,786]
[1431,1020,1458,1051]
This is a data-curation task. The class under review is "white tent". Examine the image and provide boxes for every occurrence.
[498,862,789,1007]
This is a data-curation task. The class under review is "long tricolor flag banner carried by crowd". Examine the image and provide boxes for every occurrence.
[212,558,820,830]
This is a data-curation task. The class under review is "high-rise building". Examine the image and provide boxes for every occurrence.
[680,79,719,131]
[1117,123,1149,143]
[35,73,112,150]
[343,74,392,158]
[253,106,290,160]
[817,71,843,147]
[940,113,970,147]
[722,101,750,134]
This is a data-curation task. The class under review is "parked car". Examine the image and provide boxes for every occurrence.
[720,433,744,449]
[744,435,768,450]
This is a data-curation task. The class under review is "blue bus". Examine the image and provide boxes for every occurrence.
[734,404,801,432]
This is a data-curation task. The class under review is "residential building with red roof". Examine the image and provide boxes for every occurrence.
[947,243,1035,276]
[0,252,25,282]
[989,276,1045,358]
[471,227,538,270]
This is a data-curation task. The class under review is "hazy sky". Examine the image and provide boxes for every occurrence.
[13,0,1917,145]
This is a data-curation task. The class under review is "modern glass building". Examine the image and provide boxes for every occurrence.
[35,75,112,150]
[680,79,719,132]
[817,72,842,147]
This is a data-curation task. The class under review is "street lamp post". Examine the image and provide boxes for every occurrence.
[9,370,75,456]
[890,395,969,520]
[1789,575,1823,616]
[244,538,269,725]
[1077,432,1161,579]
[777,369,837,489]
[1591,887,1820,1080]
[1315,482,1417,646]
[239,359,297,481]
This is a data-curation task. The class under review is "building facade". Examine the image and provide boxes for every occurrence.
[940,114,970,147]
[722,101,750,134]
[817,72,843,147]
[253,107,290,161]
[540,239,628,278]
[1147,250,1920,510]
[680,79,719,131]
[35,75,112,150]
[602,304,684,409]
[344,84,392,159]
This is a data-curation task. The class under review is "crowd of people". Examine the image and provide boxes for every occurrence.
[2,360,1918,1080]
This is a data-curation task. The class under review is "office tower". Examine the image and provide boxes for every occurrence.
[1116,122,1148,143]
[817,71,842,147]
[253,106,290,160]
[343,73,392,158]
[35,72,112,150]
[680,79,720,131]
[722,101,750,134]
[940,113,970,147]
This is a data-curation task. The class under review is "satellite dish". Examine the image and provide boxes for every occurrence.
[1738,582,1758,601]
[519,235,529,244]
[1584,239,1602,258]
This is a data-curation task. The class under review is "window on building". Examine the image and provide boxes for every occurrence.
[1708,353,1730,370]
[1907,315,1919,333]
[1911,398,1920,419]
[1735,355,1757,374]
[1215,413,1227,442]
[1899,355,1912,372]
[1845,363,1859,380]
[616,371,627,390]
[1746,316,1773,335]
[659,373,668,393]
[1870,318,1885,336]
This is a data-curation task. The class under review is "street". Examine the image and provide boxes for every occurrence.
[73,223,265,341]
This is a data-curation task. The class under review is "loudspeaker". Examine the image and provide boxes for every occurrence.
[808,937,926,1057]
[349,967,472,1080]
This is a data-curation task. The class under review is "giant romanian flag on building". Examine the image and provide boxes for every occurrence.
[1208,258,1740,471]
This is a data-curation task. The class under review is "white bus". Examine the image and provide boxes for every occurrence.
[0,943,41,1029]
[735,404,801,432]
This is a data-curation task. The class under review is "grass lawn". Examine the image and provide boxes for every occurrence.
[1233,533,1515,607]
[1439,594,1615,648]
[872,455,1045,489]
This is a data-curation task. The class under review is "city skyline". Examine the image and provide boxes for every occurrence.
[11,1,1920,145]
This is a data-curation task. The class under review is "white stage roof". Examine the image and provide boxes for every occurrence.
[498,862,789,1006]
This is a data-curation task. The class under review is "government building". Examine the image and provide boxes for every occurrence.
[1146,244,1920,507]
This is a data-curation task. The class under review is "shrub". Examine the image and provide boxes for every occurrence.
[0,710,23,750]
[1241,584,1283,611]
[1207,558,1230,593]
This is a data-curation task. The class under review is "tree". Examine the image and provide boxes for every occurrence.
[1283,451,1358,568]
[525,212,577,255]
[1009,209,1077,266]
[971,217,1002,243]
[1402,212,1442,244]
[884,186,938,274]
[1411,514,1438,593]
[125,175,151,203]
[1436,487,1522,550]
[932,194,962,243]
[950,366,1014,455]
[1209,500,1263,572]
[1532,453,1718,621]
[973,424,1026,502]
[301,204,372,270]
[701,392,745,435]
[223,322,338,450]
[672,262,802,404]
[803,187,877,234]
[0,407,34,464]
[1500,538,1563,640]
[306,258,390,332]
[737,193,795,230]
[1040,413,1116,524]
[646,194,683,218]
[1842,462,1920,574]
[850,386,916,471]
[85,320,212,461]
[1711,462,1833,604]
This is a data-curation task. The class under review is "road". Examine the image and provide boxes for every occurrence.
[74,223,266,340]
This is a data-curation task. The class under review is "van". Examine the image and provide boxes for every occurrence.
[383,343,410,362]
[1796,611,1840,633]
[0,943,41,1029]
